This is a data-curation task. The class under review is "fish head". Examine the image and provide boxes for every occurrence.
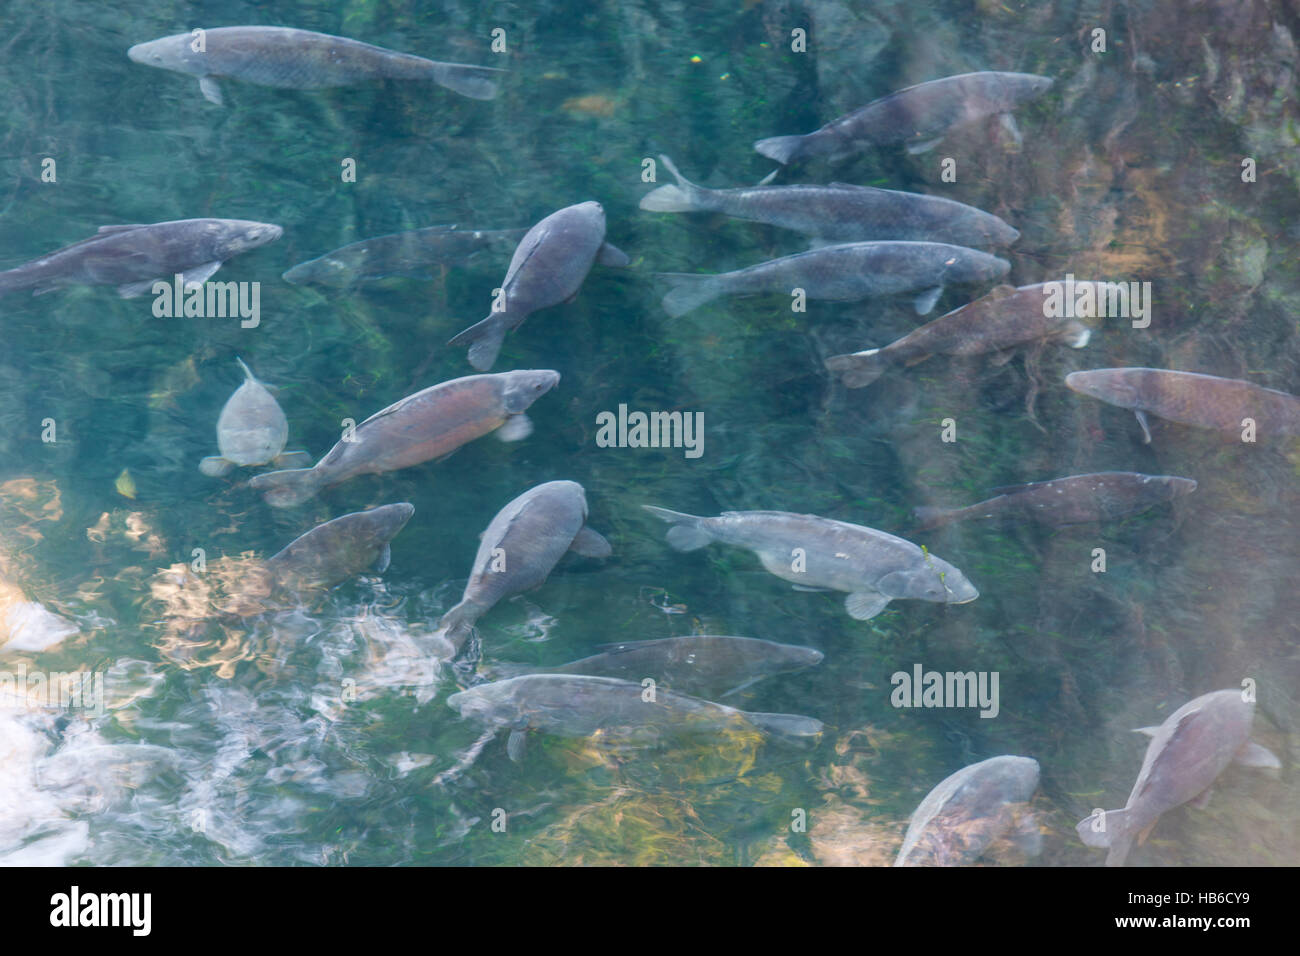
[500,369,561,413]
[215,220,284,256]
[446,683,515,725]
[986,219,1021,248]
[569,201,606,229]
[989,756,1041,799]
[944,250,1011,285]
[783,645,825,669]
[361,502,416,542]
[127,35,200,75]
[1064,369,1141,409]
[1151,475,1198,500]
[283,257,351,287]
[885,556,980,605]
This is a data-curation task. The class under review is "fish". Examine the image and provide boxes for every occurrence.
[754,71,1054,164]
[248,370,560,508]
[1065,368,1300,443]
[913,472,1198,530]
[496,635,824,698]
[281,225,528,288]
[825,281,1103,388]
[0,576,78,654]
[895,755,1042,866]
[262,502,414,595]
[0,219,282,299]
[642,506,978,620]
[655,241,1009,318]
[127,26,504,105]
[439,480,611,649]
[641,154,1019,247]
[447,674,823,761]
[1077,689,1281,867]
[199,358,312,477]
[448,201,630,370]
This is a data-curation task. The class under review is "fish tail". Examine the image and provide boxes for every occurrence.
[744,711,824,740]
[639,154,701,212]
[247,466,323,508]
[448,315,506,371]
[753,134,805,165]
[824,349,888,388]
[655,273,723,317]
[1076,807,1134,865]
[641,505,712,551]
[438,600,483,653]
[912,505,960,531]
[426,62,506,101]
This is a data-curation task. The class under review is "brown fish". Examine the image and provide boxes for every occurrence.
[826,281,1101,388]
[914,472,1197,530]
[1065,368,1300,442]
[249,370,559,507]
[1077,689,1280,866]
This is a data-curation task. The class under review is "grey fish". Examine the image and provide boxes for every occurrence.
[264,502,414,595]
[642,506,978,620]
[447,674,823,761]
[655,241,1009,318]
[248,370,559,508]
[755,71,1054,164]
[913,472,1198,530]
[641,154,1019,248]
[439,480,611,649]
[896,755,1042,866]
[448,201,630,370]
[0,219,281,299]
[199,357,312,477]
[1077,689,1281,867]
[1065,368,1300,443]
[825,281,1103,388]
[500,635,824,698]
[282,225,528,288]
[127,26,504,105]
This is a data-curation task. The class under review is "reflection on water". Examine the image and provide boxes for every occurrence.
[0,0,1297,866]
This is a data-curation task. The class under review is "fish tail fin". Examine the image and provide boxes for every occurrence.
[753,135,805,165]
[655,273,722,317]
[427,62,505,101]
[437,601,483,654]
[639,154,701,212]
[1076,808,1134,864]
[247,467,323,508]
[912,505,959,531]
[448,316,506,371]
[641,505,712,551]
[824,349,887,388]
[744,711,824,740]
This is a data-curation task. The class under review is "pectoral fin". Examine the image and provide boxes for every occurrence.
[506,729,528,763]
[569,525,612,558]
[1135,410,1153,444]
[597,242,630,267]
[1132,725,1160,737]
[181,261,223,291]
[496,414,533,442]
[199,76,224,106]
[914,286,943,315]
[1234,740,1282,769]
[1062,320,1091,348]
[373,543,392,574]
[998,112,1024,149]
[117,278,161,298]
[905,136,945,155]
[199,456,233,477]
[845,591,890,620]
[791,584,831,593]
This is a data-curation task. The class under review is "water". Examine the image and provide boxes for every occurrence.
[0,0,1296,867]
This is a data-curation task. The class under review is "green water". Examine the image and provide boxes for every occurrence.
[0,0,1296,866]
